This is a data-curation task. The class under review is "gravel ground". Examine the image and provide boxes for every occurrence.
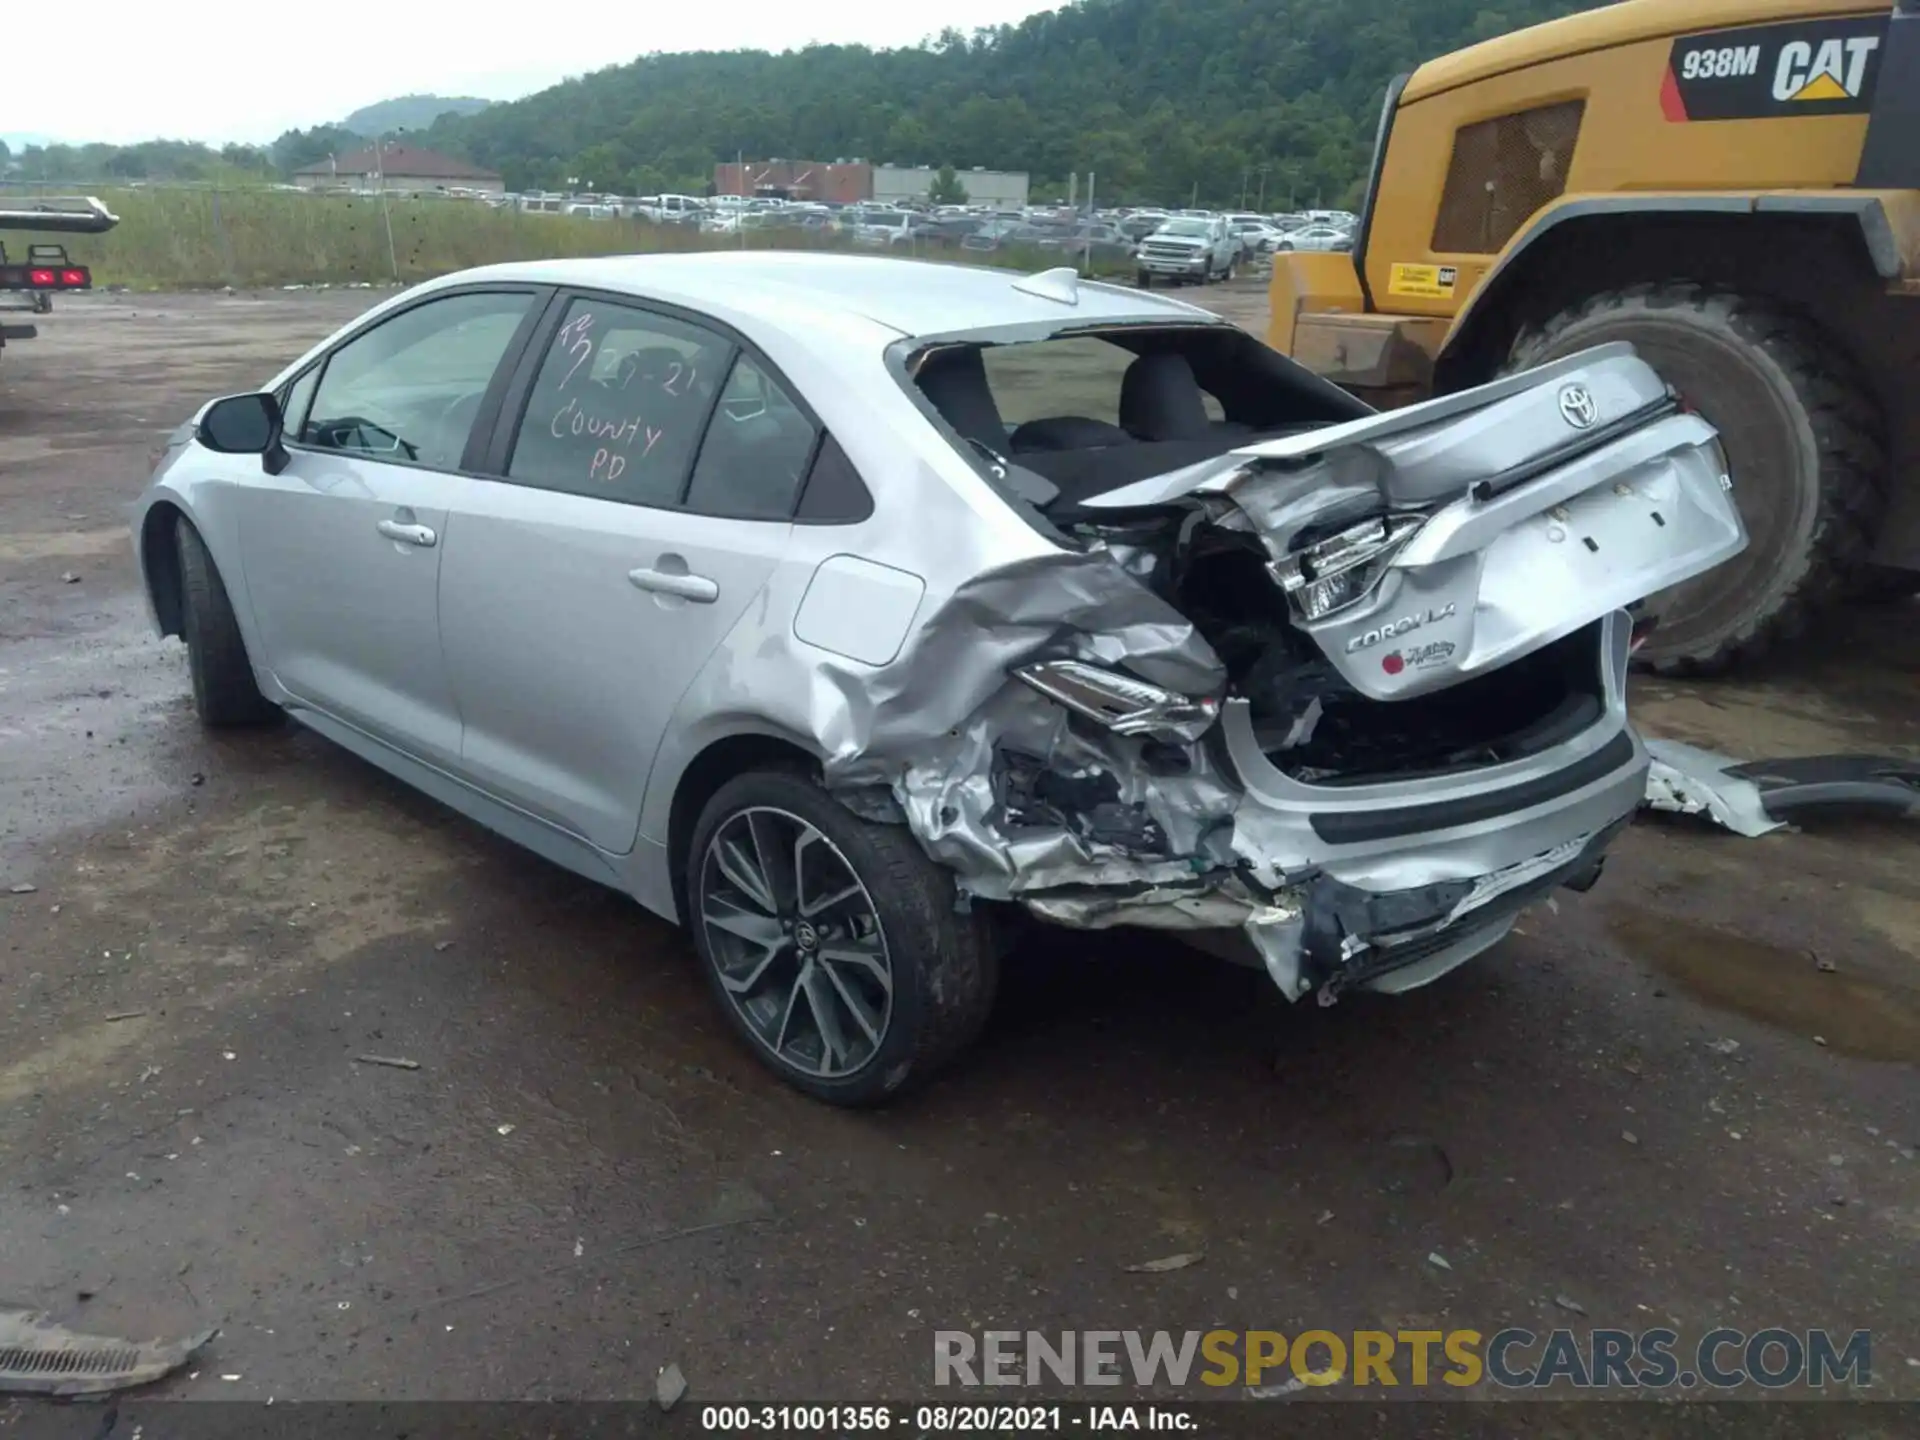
[0,285,1915,1417]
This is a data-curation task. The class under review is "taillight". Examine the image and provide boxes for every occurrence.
[27,268,55,287]
[60,268,88,288]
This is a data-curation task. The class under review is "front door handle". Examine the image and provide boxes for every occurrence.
[377,519,437,548]
[628,567,719,603]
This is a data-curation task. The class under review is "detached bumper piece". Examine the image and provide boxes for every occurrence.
[1642,739,1920,836]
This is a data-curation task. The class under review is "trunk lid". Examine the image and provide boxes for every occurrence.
[1080,343,1746,700]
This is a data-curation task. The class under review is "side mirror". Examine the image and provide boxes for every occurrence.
[197,392,289,474]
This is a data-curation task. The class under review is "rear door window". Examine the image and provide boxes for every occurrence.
[505,296,734,506]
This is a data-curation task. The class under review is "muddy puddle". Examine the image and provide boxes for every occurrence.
[1609,909,1920,1063]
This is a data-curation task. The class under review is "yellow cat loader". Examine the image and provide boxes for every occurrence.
[1270,0,1920,673]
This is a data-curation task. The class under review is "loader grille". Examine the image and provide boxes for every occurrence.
[1431,100,1585,255]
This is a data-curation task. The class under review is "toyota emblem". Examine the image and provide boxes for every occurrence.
[1558,384,1598,430]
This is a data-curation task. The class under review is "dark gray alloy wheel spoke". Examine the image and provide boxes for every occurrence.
[699,805,894,1078]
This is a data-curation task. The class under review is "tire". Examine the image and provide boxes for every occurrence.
[1848,565,1920,605]
[1136,271,1153,290]
[686,769,999,1107]
[175,520,279,727]
[1507,284,1888,676]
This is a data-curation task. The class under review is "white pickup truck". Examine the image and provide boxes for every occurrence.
[1133,215,1238,288]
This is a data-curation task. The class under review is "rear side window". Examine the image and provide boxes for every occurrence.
[682,356,820,520]
[507,296,734,506]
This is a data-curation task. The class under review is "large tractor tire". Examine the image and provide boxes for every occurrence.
[1507,284,1887,676]
[1848,566,1920,605]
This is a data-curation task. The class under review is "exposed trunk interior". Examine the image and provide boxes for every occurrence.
[1075,513,1607,787]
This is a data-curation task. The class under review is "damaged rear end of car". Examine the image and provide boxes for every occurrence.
[840,307,1745,1003]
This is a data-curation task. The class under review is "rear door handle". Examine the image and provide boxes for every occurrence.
[628,567,719,603]
[377,519,437,548]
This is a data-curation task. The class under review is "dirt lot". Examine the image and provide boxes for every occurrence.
[1,286,1917,1411]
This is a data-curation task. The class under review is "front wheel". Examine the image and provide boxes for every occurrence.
[175,519,280,727]
[687,770,999,1107]
[1507,284,1887,675]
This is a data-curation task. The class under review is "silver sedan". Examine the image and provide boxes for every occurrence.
[1273,224,1354,252]
[134,253,1744,1105]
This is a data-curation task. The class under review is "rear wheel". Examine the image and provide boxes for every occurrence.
[687,770,998,1107]
[175,520,279,727]
[1507,284,1887,675]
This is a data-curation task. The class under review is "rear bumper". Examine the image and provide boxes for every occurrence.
[1230,609,1645,997]
[1018,612,1650,999]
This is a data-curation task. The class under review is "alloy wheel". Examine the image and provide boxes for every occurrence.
[697,806,894,1078]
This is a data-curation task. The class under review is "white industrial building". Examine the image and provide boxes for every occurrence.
[872,166,1030,209]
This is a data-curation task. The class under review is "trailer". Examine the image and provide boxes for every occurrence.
[0,196,116,359]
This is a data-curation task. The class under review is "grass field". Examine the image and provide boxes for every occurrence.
[0,186,1130,291]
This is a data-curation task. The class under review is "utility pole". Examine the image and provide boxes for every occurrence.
[375,135,399,283]
[1240,167,1249,209]
[1083,170,1096,271]
[1256,165,1270,211]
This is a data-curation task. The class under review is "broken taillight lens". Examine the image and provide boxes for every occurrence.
[1015,660,1220,743]
[1270,514,1424,620]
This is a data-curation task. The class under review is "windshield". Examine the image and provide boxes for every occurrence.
[1157,220,1210,238]
[868,211,908,225]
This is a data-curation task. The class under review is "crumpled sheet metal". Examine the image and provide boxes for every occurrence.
[1023,874,1300,932]
[890,683,1242,900]
[821,548,1227,794]
[0,1308,215,1396]
[789,544,1248,904]
[1640,737,1785,838]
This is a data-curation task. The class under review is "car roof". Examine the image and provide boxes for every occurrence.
[438,251,1220,339]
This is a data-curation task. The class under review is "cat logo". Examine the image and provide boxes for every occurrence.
[1773,34,1881,101]
[1664,15,1887,121]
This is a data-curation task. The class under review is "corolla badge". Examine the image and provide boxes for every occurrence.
[1345,603,1458,654]
[1558,384,1599,430]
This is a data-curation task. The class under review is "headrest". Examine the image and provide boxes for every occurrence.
[1120,351,1212,441]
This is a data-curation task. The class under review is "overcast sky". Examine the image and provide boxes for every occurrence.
[4,0,1064,147]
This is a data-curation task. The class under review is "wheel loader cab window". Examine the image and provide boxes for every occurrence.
[914,325,1362,509]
